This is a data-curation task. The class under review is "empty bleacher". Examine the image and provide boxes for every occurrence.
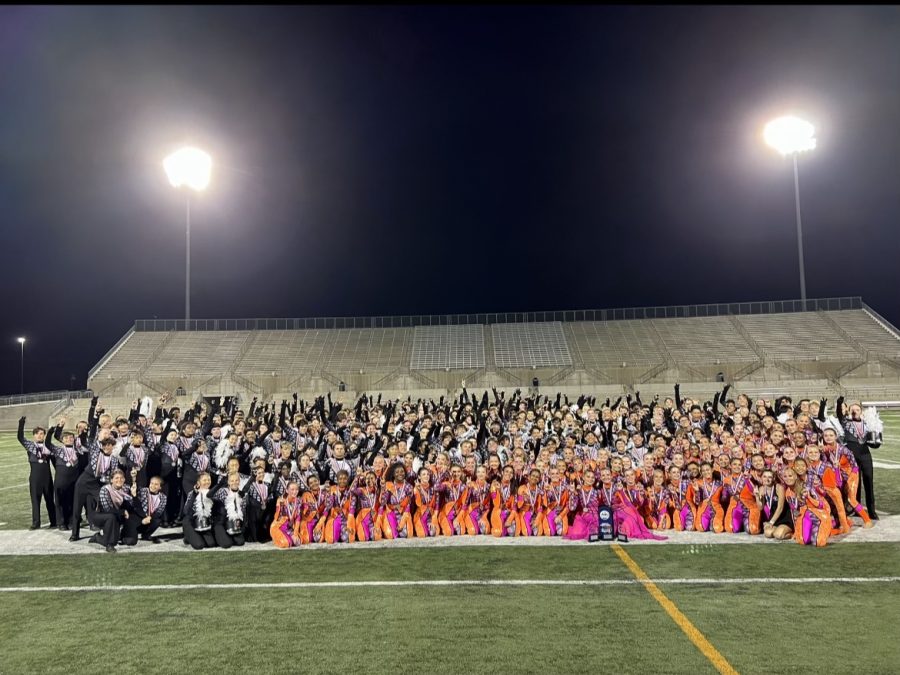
[91,331,169,378]
[830,309,900,359]
[567,320,663,368]
[149,331,252,376]
[85,298,900,398]
[492,322,572,368]
[410,325,485,370]
[652,317,757,364]
[235,328,412,374]
[735,313,860,361]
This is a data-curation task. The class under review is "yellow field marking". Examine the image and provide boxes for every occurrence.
[612,544,739,675]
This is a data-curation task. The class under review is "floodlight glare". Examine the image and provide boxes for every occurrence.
[763,116,816,156]
[17,337,25,344]
[164,147,212,191]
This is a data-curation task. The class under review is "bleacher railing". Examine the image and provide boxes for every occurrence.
[0,390,94,407]
[133,296,864,332]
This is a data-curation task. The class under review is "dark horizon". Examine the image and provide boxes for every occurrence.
[2,6,899,395]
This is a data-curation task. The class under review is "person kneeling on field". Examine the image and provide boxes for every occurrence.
[211,472,246,548]
[182,472,216,550]
[92,469,134,553]
[132,475,167,543]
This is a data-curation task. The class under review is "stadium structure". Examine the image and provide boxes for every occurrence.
[4,296,900,427]
[77,295,900,404]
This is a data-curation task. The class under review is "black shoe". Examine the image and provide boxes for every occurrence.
[58,525,66,531]
[88,534,101,544]
[68,534,79,542]
[29,524,40,530]
[49,523,58,529]
[105,545,117,553]
[870,512,880,521]
[150,537,161,544]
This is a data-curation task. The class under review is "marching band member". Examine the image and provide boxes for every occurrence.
[134,475,167,543]
[18,416,56,530]
[211,472,247,548]
[46,420,78,530]
[92,469,133,553]
[70,436,119,542]
[182,472,216,550]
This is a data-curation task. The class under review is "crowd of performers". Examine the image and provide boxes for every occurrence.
[17,384,880,553]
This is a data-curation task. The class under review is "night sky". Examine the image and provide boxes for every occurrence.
[2,6,899,394]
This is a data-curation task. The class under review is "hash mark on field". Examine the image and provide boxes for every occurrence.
[0,577,898,593]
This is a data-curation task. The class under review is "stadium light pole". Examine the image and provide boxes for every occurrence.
[17,337,25,394]
[763,115,816,306]
[163,147,212,323]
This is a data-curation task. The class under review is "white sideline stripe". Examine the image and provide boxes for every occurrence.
[0,483,28,491]
[1,576,899,593]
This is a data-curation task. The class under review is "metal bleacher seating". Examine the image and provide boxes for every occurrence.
[410,325,485,370]
[567,320,662,367]
[149,331,252,376]
[735,313,860,361]
[491,322,572,368]
[92,332,169,378]
[830,309,900,359]
[235,328,412,375]
[651,317,757,364]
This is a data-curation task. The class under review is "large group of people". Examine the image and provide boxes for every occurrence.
[18,384,880,553]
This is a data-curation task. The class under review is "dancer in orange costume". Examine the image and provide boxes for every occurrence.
[644,468,670,530]
[270,481,303,548]
[692,462,724,533]
[379,463,413,540]
[490,465,518,537]
[353,471,382,542]
[300,475,330,544]
[324,470,356,544]
[805,444,852,534]
[464,465,491,535]
[541,465,569,537]
[413,467,440,538]
[820,428,874,529]
[724,458,761,534]
[437,464,468,536]
[515,468,544,537]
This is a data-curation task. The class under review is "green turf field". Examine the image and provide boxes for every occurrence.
[0,545,897,674]
[1,418,900,674]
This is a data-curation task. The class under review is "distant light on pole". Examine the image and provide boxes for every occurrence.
[764,116,816,156]
[16,337,25,394]
[164,147,212,191]
[764,115,816,305]
[164,147,212,323]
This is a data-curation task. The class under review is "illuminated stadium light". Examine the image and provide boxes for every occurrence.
[763,115,817,304]
[164,147,212,191]
[16,336,25,394]
[763,116,816,156]
[164,146,212,322]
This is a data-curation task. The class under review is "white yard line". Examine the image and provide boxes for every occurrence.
[0,576,898,594]
[0,483,28,491]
